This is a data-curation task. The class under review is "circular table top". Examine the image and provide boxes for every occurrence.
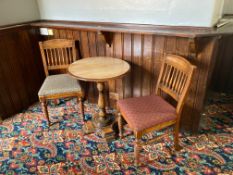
[68,57,130,82]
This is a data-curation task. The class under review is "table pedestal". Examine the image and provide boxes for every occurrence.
[94,82,111,127]
[83,82,116,141]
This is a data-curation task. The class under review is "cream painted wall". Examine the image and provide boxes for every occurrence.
[211,0,224,26]
[0,0,225,27]
[37,0,224,27]
[223,0,233,14]
[0,0,40,26]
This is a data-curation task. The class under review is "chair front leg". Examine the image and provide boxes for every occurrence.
[40,99,50,126]
[173,122,182,151]
[118,113,123,139]
[134,134,141,166]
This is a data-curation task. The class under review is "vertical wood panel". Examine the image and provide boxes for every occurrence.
[211,36,233,93]
[58,29,67,39]
[2,35,25,110]
[151,36,165,94]
[95,33,108,103]
[72,30,81,60]
[66,30,74,39]
[96,33,106,56]
[165,36,177,54]
[17,31,37,105]
[176,37,189,57]
[190,37,219,131]
[23,29,44,103]
[132,34,142,97]
[0,66,8,116]
[114,33,123,99]
[142,35,153,96]
[123,33,132,98]
[53,29,60,38]
[0,39,16,116]
[176,38,197,131]
[80,31,90,58]
[88,31,98,99]
[88,32,98,57]
[0,27,44,119]
[72,30,80,40]
[106,34,114,105]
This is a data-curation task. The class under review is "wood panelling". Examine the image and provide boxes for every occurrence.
[40,27,219,132]
[1,20,229,132]
[211,35,233,93]
[0,27,44,119]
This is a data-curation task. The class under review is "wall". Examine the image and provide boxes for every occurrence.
[0,27,44,119]
[37,0,223,27]
[0,0,40,26]
[0,0,225,27]
[223,0,233,14]
[211,0,224,26]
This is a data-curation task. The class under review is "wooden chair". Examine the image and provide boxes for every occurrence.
[117,54,196,165]
[38,39,84,127]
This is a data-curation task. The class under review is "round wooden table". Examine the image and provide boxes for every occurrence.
[68,57,130,138]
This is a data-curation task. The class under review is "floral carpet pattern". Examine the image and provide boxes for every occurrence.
[0,94,233,174]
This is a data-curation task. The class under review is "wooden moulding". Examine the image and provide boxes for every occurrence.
[0,24,30,36]
[30,20,233,37]
[0,20,40,35]
[29,20,209,38]
[2,19,233,38]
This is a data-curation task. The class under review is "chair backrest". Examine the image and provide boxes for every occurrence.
[39,39,77,76]
[155,54,196,114]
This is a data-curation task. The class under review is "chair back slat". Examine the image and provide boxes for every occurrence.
[156,55,196,114]
[177,72,184,91]
[60,48,65,65]
[68,48,71,63]
[39,39,77,76]
[172,69,179,91]
[57,49,59,65]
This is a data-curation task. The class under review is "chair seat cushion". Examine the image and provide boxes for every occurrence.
[38,74,81,96]
[117,95,177,132]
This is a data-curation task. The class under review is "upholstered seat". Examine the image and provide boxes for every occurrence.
[38,74,81,96]
[117,95,176,132]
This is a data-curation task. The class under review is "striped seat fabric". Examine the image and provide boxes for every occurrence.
[38,74,81,96]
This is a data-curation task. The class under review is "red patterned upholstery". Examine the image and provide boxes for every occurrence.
[117,95,177,132]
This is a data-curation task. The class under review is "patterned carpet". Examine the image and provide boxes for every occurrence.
[0,93,232,175]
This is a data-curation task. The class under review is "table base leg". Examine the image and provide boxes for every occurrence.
[93,113,113,128]
[82,113,117,142]
[99,126,116,142]
[82,121,95,134]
